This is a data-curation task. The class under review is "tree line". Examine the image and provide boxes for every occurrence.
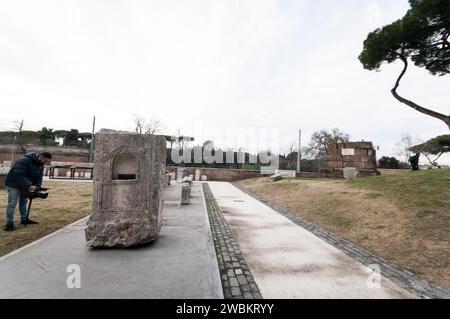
[0,126,92,148]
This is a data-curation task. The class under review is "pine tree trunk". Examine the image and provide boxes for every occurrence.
[391,56,450,131]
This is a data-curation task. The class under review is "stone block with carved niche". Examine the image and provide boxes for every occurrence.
[85,129,166,248]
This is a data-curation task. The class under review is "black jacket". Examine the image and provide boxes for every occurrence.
[4,152,44,191]
[409,155,419,166]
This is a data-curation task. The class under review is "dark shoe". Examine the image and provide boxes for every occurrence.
[21,219,39,225]
[4,223,14,231]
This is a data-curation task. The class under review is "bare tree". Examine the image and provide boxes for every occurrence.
[144,118,162,135]
[304,128,350,159]
[13,119,27,154]
[395,133,422,162]
[288,140,296,154]
[13,119,24,131]
[133,114,163,135]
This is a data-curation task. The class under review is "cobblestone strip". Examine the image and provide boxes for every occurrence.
[203,183,263,299]
[232,182,450,299]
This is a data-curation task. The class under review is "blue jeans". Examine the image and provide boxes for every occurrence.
[5,187,28,225]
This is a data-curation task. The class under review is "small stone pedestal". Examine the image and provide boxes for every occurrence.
[181,183,191,205]
[177,168,185,183]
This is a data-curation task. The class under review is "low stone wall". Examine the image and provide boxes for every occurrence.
[167,167,263,182]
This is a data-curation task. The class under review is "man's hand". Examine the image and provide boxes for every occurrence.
[28,186,37,192]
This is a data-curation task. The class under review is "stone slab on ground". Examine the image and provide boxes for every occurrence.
[0,182,222,299]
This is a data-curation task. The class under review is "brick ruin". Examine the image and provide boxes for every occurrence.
[320,142,380,177]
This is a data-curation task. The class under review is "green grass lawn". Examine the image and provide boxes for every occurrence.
[348,169,450,216]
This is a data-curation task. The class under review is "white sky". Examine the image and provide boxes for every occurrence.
[0,0,449,159]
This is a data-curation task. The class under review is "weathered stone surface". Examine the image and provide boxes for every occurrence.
[275,169,296,178]
[343,167,358,179]
[2,161,12,167]
[177,167,185,183]
[166,173,171,187]
[85,129,166,248]
[181,183,191,205]
[201,175,208,181]
[0,162,10,189]
[195,169,201,181]
[182,176,194,187]
[321,141,379,178]
[269,174,283,182]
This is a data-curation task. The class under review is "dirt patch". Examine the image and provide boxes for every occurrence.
[238,177,450,290]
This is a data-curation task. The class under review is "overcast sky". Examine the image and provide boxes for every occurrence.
[0,0,449,159]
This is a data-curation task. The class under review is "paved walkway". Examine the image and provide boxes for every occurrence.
[0,182,222,299]
[203,184,262,299]
[208,182,416,299]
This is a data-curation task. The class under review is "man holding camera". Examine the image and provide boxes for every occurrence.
[3,152,52,231]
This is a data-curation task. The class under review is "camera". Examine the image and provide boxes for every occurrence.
[26,186,49,200]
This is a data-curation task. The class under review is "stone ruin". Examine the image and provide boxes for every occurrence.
[85,129,166,248]
[320,142,379,178]
[165,172,171,186]
[180,175,193,205]
[0,161,11,189]
[181,184,191,205]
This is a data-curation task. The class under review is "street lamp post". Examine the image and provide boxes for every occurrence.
[89,116,96,163]
[296,129,302,175]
